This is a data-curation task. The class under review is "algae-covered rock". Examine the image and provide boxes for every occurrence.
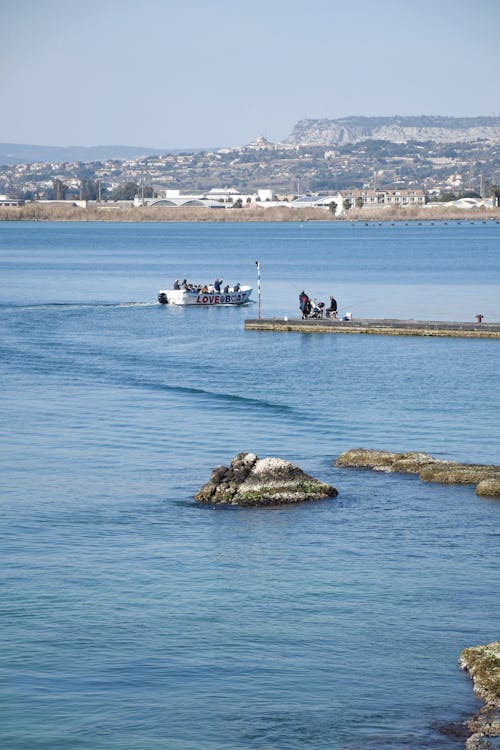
[460,642,500,748]
[419,463,500,485]
[460,642,500,707]
[476,478,500,498]
[195,453,337,507]
[335,448,404,470]
[335,448,439,474]
[335,447,500,499]
[391,452,440,474]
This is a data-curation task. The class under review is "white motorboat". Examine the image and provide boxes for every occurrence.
[158,285,252,306]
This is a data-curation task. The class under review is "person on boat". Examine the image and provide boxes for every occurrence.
[326,296,337,318]
[214,278,222,292]
[200,284,209,293]
[234,282,241,292]
[173,279,180,290]
[299,290,310,319]
[181,279,189,290]
[223,284,230,294]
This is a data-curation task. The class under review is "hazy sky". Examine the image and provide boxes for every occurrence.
[1,0,499,148]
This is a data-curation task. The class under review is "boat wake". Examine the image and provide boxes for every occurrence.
[146,380,296,414]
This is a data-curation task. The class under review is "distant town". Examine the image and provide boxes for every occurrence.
[1,117,499,212]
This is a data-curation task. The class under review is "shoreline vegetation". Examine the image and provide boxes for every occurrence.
[1,203,500,223]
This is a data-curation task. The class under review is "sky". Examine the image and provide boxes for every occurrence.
[1,0,499,149]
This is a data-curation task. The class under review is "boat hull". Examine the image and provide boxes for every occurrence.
[158,287,252,306]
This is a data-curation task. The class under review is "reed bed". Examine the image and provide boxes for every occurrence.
[1,203,499,223]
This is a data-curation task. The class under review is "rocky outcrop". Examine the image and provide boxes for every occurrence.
[335,449,500,497]
[195,452,337,507]
[460,642,500,749]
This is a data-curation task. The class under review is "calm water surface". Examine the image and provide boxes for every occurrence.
[1,221,499,749]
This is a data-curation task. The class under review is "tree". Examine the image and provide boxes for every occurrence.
[491,185,500,207]
[52,178,68,200]
[233,198,243,208]
[111,181,138,200]
[80,179,99,201]
[343,198,352,211]
[355,196,364,208]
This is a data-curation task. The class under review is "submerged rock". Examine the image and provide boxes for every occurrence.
[195,452,337,507]
[460,642,500,749]
[335,448,500,497]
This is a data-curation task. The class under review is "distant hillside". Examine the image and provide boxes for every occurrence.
[0,143,202,166]
[285,116,500,146]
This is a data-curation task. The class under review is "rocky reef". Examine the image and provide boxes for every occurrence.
[195,452,337,507]
[335,449,500,497]
[460,642,500,749]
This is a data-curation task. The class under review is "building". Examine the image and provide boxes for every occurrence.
[338,189,425,207]
[0,194,23,207]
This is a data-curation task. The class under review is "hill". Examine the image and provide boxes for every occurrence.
[0,143,201,166]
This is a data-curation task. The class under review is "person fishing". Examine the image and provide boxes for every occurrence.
[326,295,337,318]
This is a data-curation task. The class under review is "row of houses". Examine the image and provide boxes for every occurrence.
[135,187,426,211]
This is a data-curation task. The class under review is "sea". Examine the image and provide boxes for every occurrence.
[1,220,499,750]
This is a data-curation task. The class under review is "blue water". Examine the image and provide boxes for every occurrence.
[1,221,499,749]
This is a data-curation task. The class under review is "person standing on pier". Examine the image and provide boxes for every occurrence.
[299,290,310,319]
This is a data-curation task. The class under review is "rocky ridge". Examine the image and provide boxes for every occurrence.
[195,452,337,506]
[335,449,500,496]
[285,116,500,146]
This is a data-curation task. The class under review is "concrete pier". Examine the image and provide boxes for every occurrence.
[244,317,500,338]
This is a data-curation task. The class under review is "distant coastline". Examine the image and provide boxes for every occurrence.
[1,204,500,223]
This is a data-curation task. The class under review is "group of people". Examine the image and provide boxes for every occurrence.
[173,278,241,294]
[299,291,338,319]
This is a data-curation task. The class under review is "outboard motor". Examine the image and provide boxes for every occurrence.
[158,292,168,304]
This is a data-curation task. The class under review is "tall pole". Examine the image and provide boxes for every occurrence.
[256,261,261,319]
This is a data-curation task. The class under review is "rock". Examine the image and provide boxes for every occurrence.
[335,448,439,473]
[336,448,500,496]
[419,464,500,485]
[390,452,441,473]
[195,453,337,507]
[335,448,404,470]
[460,642,500,747]
[460,642,500,708]
[476,478,500,498]
[466,732,496,750]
